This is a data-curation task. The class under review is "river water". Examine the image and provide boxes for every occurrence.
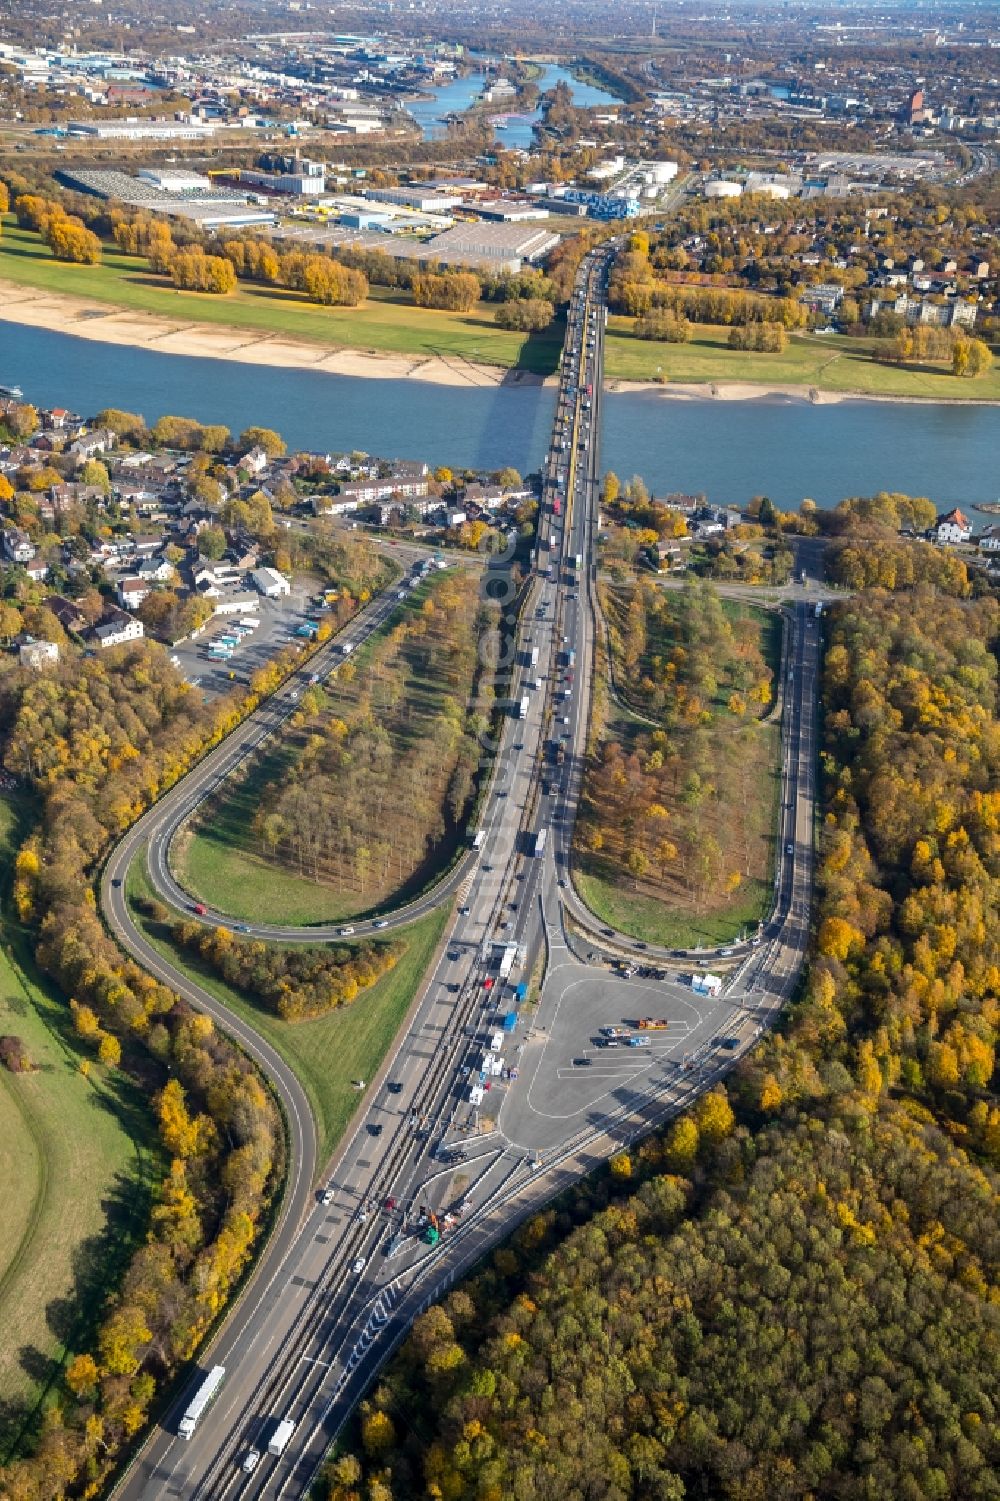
[3,322,998,508]
[407,63,620,146]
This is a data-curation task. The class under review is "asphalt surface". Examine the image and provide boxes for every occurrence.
[106,244,820,1501]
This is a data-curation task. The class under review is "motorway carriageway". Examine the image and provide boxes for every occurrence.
[106,243,819,1501]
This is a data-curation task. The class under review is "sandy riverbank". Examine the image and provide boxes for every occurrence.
[4,278,998,407]
[606,376,1000,407]
[0,279,548,389]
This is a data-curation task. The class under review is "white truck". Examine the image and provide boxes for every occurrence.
[518,694,529,720]
[691,972,723,997]
[268,1418,295,1457]
[472,830,486,849]
[529,646,540,668]
[178,1365,226,1440]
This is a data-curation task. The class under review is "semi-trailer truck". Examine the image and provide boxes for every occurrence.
[530,646,540,668]
[533,828,547,857]
[178,1366,226,1440]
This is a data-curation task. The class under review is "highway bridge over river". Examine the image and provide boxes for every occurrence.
[107,242,820,1501]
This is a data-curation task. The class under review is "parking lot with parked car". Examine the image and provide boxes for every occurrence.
[169,576,326,696]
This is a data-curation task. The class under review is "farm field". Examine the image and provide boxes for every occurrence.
[0,799,153,1451]
[0,219,564,374]
[127,856,447,1165]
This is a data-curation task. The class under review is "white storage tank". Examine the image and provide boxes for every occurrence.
[649,160,679,183]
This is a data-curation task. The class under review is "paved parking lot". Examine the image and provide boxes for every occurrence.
[170,576,321,696]
[499,926,741,1153]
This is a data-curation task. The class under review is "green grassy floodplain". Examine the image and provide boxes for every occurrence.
[603,317,1000,401]
[126,853,447,1165]
[5,218,998,399]
[0,798,155,1450]
[0,219,564,375]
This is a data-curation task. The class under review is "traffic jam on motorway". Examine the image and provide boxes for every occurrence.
[134,241,812,1496]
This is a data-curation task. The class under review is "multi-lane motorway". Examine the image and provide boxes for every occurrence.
[108,242,820,1501]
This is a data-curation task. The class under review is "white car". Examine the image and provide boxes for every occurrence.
[242,1449,260,1473]
[321,1186,334,1206]
[339,926,355,936]
[352,1256,366,1275]
[373,919,388,929]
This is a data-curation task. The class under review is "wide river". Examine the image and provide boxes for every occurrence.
[4,322,999,508]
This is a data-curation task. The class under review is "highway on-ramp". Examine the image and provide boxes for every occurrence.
[107,243,820,1501]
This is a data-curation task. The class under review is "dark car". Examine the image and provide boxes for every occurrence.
[572,1057,592,1067]
[387,1081,403,1094]
[111,878,122,888]
[367,1122,384,1137]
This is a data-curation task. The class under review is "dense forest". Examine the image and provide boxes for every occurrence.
[237,570,495,905]
[0,642,292,1498]
[576,579,777,917]
[327,583,999,1501]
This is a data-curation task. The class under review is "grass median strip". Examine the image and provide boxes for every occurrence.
[126,852,447,1165]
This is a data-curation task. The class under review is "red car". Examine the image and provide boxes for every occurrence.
[484,977,494,990]
[193,903,207,916]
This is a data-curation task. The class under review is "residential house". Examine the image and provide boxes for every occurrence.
[136,555,176,584]
[978,525,1000,553]
[459,482,503,510]
[240,446,270,477]
[50,483,108,515]
[25,557,49,584]
[89,608,144,650]
[18,638,59,669]
[317,466,431,514]
[118,576,151,610]
[43,594,87,633]
[68,428,117,461]
[128,531,167,558]
[798,282,844,316]
[934,508,971,545]
[41,407,74,431]
[2,528,35,564]
[655,542,685,573]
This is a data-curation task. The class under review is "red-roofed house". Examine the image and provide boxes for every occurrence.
[934,508,971,545]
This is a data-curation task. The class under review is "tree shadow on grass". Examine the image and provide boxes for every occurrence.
[3,1166,152,1461]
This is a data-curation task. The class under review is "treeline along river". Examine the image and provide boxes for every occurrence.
[5,322,1000,509]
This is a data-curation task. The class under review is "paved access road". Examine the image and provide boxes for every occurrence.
[107,243,820,1501]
